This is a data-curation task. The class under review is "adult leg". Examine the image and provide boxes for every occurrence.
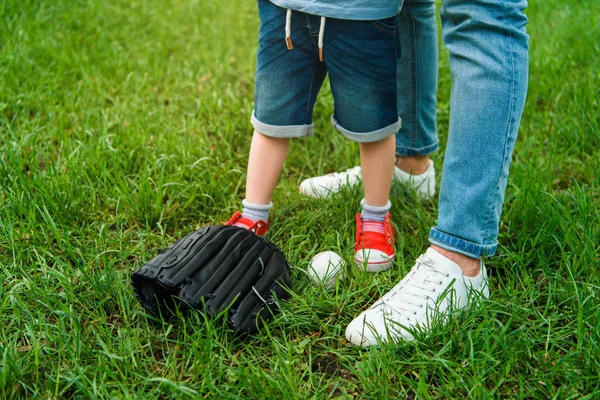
[345,0,530,346]
[395,0,439,174]
[429,0,530,266]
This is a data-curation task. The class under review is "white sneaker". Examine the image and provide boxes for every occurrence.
[393,160,436,201]
[298,166,362,199]
[299,161,436,201]
[345,248,489,347]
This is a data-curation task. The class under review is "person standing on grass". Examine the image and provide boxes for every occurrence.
[299,0,439,203]
[225,0,408,271]
[301,0,530,346]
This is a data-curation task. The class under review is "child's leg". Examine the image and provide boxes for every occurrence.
[246,0,327,207]
[360,135,396,207]
[226,130,288,234]
[356,135,396,271]
[323,16,400,270]
[226,0,328,234]
[245,130,289,204]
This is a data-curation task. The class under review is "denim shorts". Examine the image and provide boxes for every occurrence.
[252,0,401,143]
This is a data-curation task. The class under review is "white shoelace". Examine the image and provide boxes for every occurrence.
[375,254,452,318]
[362,220,385,234]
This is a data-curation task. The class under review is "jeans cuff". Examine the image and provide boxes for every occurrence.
[428,226,497,258]
[251,111,314,138]
[331,115,401,143]
[395,141,439,157]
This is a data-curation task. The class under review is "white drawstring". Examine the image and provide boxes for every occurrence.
[318,16,325,61]
[284,10,325,62]
[285,9,293,49]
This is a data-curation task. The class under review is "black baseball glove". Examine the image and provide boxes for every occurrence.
[131,225,292,334]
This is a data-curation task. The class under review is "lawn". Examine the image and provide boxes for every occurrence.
[1,0,599,398]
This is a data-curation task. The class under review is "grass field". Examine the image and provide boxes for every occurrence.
[1,0,599,398]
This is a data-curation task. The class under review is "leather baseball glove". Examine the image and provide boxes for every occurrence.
[131,225,292,334]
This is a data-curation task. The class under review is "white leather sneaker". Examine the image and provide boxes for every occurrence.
[393,160,436,201]
[345,248,489,347]
[299,166,362,199]
[299,161,436,201]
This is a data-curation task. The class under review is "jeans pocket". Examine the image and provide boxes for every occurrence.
[370,16,398,34]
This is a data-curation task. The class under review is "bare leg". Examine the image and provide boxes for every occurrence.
[430,244,481,277]
[395,155,431,175]
[245,130,289,204]
[360,135,396,206]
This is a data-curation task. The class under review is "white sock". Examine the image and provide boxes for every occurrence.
[360,199,391,234]
[241,199,272,222]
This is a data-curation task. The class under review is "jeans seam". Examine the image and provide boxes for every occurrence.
[302,17,319,126]
[395,141,439,156]
[303,61,318,126]
[429,228,497,258]
[408,2,419,147]
[306,13,318,37]
[480,2,515,252]
[370,20,398,35]
[439,230,495,254]
[395,16,400,68]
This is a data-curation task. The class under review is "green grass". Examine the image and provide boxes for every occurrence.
[1,0,599,398]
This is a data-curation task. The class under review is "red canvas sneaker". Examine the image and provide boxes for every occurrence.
[354,213,395,272]
[225,211,269,236]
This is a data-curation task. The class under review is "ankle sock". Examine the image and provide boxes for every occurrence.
[361,199,391,233]
[241,199,272,222]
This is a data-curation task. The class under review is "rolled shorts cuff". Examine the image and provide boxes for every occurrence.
[251,111,314,138]
[395,141,439,157]
[428,226,498,258]
[331,115,401,143]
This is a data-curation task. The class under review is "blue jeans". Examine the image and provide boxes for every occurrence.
[429,0,530,258]
[395,0,439,157]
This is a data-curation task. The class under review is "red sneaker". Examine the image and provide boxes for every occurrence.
[354,213,395,272]
[225,211,269,236]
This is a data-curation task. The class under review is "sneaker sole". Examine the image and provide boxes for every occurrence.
[354,257,394,273]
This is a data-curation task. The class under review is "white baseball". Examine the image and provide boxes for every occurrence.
[308,251,345,289]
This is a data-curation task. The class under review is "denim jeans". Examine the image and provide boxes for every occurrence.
[395,0,439,157]
[429,0,530,258]
[253,0,401,142]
